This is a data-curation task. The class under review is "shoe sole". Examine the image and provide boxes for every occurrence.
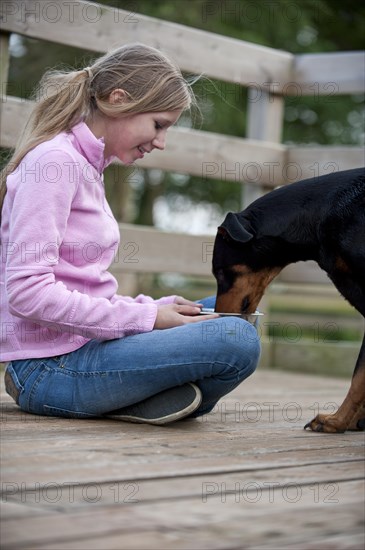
[107,383,202,425]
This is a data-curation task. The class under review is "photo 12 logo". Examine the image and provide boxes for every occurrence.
[200,1,322,25]
[201,480,340,504]
[1,481,139,504]
[0,1,139,24]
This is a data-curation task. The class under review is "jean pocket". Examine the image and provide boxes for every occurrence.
[43,405,97,419]
[4,364,23,404]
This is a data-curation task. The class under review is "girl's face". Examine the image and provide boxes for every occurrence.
[100,109,183,165]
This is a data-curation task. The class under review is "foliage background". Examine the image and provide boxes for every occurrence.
[5,0,365,231]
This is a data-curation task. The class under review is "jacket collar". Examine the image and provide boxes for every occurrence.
[70,121,115,173]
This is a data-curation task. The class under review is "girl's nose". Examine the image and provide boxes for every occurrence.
[152,131,166,150]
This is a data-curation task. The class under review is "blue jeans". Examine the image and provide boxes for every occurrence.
[5,297,261,419]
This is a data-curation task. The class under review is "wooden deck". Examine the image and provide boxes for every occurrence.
[1,367,364,550]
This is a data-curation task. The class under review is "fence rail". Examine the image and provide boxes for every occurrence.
[1,0,293,91]
[1,96,363,188]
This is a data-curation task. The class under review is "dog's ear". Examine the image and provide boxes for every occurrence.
[218,212,253,243]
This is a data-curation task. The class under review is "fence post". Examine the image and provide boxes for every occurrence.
[0,32,10,100]
[245,89,285,355]
[245,88,284,207]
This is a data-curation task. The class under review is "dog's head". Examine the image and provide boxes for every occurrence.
[212,212,281,314]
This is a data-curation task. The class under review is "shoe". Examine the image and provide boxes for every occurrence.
[106,383,202,425]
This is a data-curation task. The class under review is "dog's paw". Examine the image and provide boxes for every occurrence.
[306,411,365,433]
[304,413,347,433]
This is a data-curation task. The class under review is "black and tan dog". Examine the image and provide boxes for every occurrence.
[213,167,365,433]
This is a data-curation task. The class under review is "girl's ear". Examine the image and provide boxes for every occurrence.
[108,89,128,104]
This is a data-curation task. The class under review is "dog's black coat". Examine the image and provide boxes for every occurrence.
[214,168,365,316]
[213,167,365,432]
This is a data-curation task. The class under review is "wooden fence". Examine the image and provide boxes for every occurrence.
[1,0,364,290]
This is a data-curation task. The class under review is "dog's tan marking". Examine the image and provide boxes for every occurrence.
[305,352,365,432]
[216,261,365,434]
[335,256,351,273]
[216,265,282,314]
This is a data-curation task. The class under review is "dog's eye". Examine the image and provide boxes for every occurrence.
[214,268,238,294]
[215,269,228,288]
[241,297,250,312]
[216,269,225,284]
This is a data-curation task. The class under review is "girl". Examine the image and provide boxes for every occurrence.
[0,43,260,424]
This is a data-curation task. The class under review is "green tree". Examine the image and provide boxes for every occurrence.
[3,0,364,227]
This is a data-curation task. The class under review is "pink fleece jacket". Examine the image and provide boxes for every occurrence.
[0,122,175,361]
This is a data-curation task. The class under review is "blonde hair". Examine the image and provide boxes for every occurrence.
[0,43,196,213]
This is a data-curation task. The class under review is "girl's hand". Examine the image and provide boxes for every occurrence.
[173,296,203,308]
[153,301,218,330]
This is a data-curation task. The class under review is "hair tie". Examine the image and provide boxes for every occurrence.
[84,67,93,79]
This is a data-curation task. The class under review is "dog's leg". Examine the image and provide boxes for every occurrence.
[305,334,365,433]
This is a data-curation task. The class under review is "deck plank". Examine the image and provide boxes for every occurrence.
[1,368,364,549]
[2,481,364,549]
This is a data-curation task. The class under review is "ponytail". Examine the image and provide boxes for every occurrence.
[0,67,92,215]
[0,43,196,216]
